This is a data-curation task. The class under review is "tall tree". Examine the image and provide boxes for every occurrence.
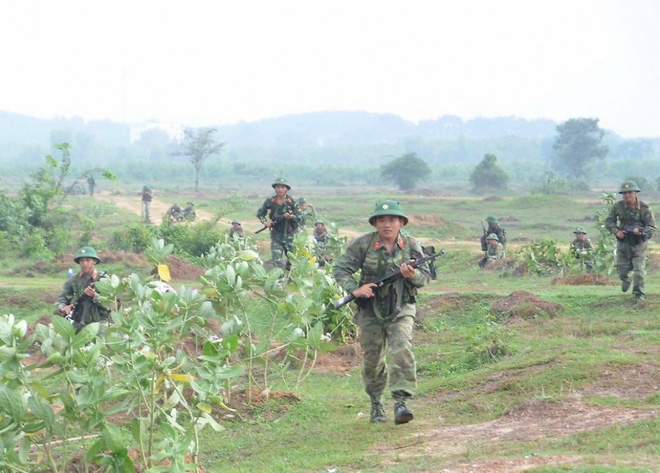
[469,153,509,190]
[380,153,431,190]
[552,118,608,178]
[174,128,225,191]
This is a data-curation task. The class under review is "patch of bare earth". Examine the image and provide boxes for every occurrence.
[490,291,563,319]
[552,273,617,286]
[315,341,361,373]
[375,396,657,472]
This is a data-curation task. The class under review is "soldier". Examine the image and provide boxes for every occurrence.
[256,177,302,265]
[571,227,594,273]
[313,220,328,244]
[296,197,317,227]
[480,216,506,252]
[605,180,656,305]
[229,220,245,238]
[183,202,196,221]
[55,247,112,333]
[165,203,182,222]
[140,185,153,224]
[87,174,96,196]
[332,200,430,425]
[478,233,505,268]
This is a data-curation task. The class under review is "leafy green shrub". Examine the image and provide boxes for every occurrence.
[516,238,572,275]
[464,317,513,363]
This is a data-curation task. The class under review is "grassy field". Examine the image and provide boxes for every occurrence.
[1,183,658,472]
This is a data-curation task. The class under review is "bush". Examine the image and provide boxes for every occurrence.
[470,154,508,190]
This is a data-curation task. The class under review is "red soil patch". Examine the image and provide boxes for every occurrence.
[163,255,205,282]
[315,342,361,373]
[490,291,563,318]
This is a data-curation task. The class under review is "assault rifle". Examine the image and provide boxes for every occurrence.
[334,250,445,310]
[620,225,646,241]
[67,271,108,324]
[255,225,269,234]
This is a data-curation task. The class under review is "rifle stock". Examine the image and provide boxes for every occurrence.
[334,249,445,310]
[255,226,269,234]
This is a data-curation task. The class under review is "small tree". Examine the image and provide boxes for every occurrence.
[469,154,509,190]
[380,153,431,190]
[552,118,608,178]
[174,128,225,192]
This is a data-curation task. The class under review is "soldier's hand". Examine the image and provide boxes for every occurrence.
[265,221,274,228]
[284,212,293,219]
[353,283,377,299]
[60,304,74,315]
[633,227,641,235]
[616,230,625,239]
[84,286,96,297]
[400,263,417,279]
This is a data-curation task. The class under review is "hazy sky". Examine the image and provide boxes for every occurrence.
[1,0,659,137]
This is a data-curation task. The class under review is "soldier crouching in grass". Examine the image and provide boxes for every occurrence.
[56,246,112,333]
[332,200,430,425]
[605,180,656,306]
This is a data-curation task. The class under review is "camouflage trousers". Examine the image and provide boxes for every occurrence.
[357,313,417,400]
[270,232,295,263]
[616,241,648,296]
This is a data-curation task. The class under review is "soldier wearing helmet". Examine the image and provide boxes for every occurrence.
[480,216,506,252]
[604,180,656,305]
[571,227,594,273]
[256,178,303,265]
[229,220,245,238]
[313,220,328,244]
[55,247,112,333]
[332,200,431,426]
[478,233,505,268]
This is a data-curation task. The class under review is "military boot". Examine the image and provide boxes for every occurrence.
[394,399,414,425]
[370,398,387,423]
[621,280,631,292]
[634,293,645,307]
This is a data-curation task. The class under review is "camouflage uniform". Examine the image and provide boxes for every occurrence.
[571,228,594,272]
[256,179,302,262]
[604,183,656,300]
[229,221,245,238]
[183,202,196,221]
[56,247,111,333]
[478,233,505,268]
[332,214,430,407]
[480,217,507,251]
[141,186,153,223]
[87,175,95,196]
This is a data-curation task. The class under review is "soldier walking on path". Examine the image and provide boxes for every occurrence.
[256,177,302,265]
[87,175,95,196]
[604,180,656,305]
[332,200,431,425]
[140,185,153,223]
[56,247,112,333]
[480,216,506,252]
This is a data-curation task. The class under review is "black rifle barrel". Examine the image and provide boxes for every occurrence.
[334,249,445,310]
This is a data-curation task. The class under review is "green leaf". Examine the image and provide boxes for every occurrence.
[52,316,75,339]
[71,323,99,349]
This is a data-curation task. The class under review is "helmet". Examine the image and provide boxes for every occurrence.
[272,177,291,190]
[231,220,241,225]
[186,202,194,206]
[485,216,498,223]
[297,197,306,204]
[573,227,587,234]
[368,200,408,226]
[74,246,101,264]
[619,180,641,193]
[486,233,499,241]
[143,185,151,191]
[315,220,324,226]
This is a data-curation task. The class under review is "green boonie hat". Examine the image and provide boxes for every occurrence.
[619,180,641,193]
[485,216,497,223]
[272,177,291,189]
[573,227,587,234]
[486,233,499,241]
[368,200,408,226]
[74,246,101,264]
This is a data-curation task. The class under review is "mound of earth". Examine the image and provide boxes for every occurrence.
[481,257,516,272]
[647,252,660,273]
[315,342,361,373]
[482,195,503,201]
[498,215,520,222]
[408,215,449,226]
[552,273,617,286]
[162,255,205,281]
[491,291,563,318]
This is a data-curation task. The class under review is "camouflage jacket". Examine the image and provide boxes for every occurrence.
[256,194,302,237]
[604,199,656,242]
[332,232,430,320]
[486,224,507,246]
[314,228,328,243]
[56,271,111,327]
[486,242,505,261]
[571,238,593,256]
[141,189,152,202]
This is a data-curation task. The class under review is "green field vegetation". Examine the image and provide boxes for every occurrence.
[0,179,658,473]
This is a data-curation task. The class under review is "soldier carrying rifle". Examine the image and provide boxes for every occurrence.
[56,247,112,333]
[605,180,656,306]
